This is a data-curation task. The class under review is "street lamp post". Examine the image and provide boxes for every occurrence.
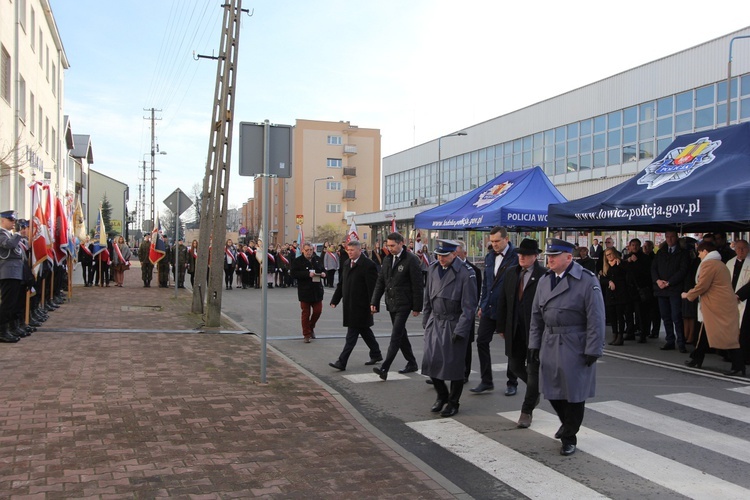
[726,35,750,126]
[312,176,334,243]
[437,131,467,205]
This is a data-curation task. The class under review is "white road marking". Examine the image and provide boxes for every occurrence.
[588,400,750,464]
[498,410,750,500]
[727,386,750,395]
[342,373,410,383]
[407,418,609,499]
[657,392,750,424]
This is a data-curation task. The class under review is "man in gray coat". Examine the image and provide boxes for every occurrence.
[0,210,24,342]
[422,240,478,418]
[528,238,605,456]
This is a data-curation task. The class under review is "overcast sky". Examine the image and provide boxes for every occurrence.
[50,0,748,221]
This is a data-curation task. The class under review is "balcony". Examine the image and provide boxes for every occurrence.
[343,144,357,156]
[342,189,356,201]
[343,167,357,178]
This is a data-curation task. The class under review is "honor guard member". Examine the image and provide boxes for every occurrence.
[528,238,605,456]
[138,234,153,287]
[172,238,188,288]
[422,240,478,417]
[0,210,24,342]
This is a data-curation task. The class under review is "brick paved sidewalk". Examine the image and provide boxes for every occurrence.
[0,284,455,498]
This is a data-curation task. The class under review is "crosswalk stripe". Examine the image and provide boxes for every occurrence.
[657,393,750,424]
[498,410,749,499]
[727,386,750,395]
[342,373,410,383]
[491,363,508,372]
[588,400,750,464]
[406,418,609,499]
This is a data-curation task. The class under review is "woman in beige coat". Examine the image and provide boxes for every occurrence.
[682,241,745,376]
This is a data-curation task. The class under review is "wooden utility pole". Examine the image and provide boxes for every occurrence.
[192,0,246,325]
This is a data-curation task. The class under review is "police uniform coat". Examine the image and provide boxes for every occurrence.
[0,228,24,280]
[528,261,605,403]
[421,258,478,381]
[331,255,378,329]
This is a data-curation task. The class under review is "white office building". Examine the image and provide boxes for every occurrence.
[358,27,750,250]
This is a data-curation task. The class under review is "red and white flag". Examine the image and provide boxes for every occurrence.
[28,182,50,275]
[390,217,397,233]
[414,230,424,254]
[347,220,359,243]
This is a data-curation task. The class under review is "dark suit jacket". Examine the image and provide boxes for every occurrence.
[590,244,603,260]
[331,255,378,329]
[371,250,424,312]
[496,261,547,357]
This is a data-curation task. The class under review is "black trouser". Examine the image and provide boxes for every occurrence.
[325,270,336,288]
[476,315,515,386]
[549,399,585,446]
[337,327,382,367]
[81,263,91,285]
[508,332,540,415]
[635,298,652,339]
[607,303,627,334]
[691,326,744,371]
[432,378,464,406]
[0,279,22,326]
[381,309,417,372]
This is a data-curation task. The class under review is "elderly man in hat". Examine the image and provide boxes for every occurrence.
[496,238,547,429]
[528,238,605,456]
[0,210,24,342]
[422,239,478,417]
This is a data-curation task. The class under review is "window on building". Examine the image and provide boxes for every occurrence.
[695,107,714,130]
[657,96,673,117]
[675,91,692,113]
[51,63,56,94]
[623,106,637,126]
[30,8,35,51]
[18,76,26,122]
[45,45,50,81]
[675,112,692,133]
[326,158,342,168]
[0,46,10,104]
[326,203,341,213]
[38,106,42,143]
[326,181,341,190]
[39,30,43,66]
[657,116,672,137]
[327,135,342,145]
[45,116,49,153]
[695,85,714,107]
[29,92,35,133]
[51,128,56,161]
[19,0,27,31]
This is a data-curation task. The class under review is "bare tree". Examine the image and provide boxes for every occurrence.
[186,182,203,228]
[0,133,32,179]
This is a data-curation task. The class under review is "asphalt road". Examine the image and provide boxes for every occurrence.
[218,283,750,499]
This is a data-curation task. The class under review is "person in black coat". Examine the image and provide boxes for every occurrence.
[496,238,546,428]
[328,240,382,370]
[370,232,424,380]
[622,238,654,344]
[78,237,94,287]
[601,248,630,345]
[291,243,326,343]
[651,231,690,352]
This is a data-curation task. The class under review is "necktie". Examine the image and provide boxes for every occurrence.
[350,260,355,268]
[669,247,674,254]
[518,269,527,300]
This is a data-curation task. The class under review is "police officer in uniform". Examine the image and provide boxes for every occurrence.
[422,240,478,417]
[0,210,24,342]
[528,238,605,456]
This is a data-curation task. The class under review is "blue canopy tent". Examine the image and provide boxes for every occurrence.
[414,166,567,230]
[547,122,750,232]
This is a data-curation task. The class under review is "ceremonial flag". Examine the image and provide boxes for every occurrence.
[296,225,303,257]
[54,196,70,263]
[346,220,359,243]
[42,185,56,260]
[92,207,107,257]
[28,182,49,274]
[390,217,397,233]
[255,223,264,264]
[414,230,424,254]
[149,214,166,265]
[73,198,87,241]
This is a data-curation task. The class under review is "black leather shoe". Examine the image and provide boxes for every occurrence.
[678,346,688,353]
[725,368,746,376]
[425,379,434,385]
[659,344,675,351]
[648,333,659,339]
[0,332,19,343]
[372,367,387,380]
[560,444,576,456]
[505,385,518,396]
[398,364,419,374]
[364,357,383,365]
[470,382,494,393]
[554,425,564,439]
[685,359,702,368]
[430,399,446,413]
[440,404,459,418]
[328,361,345,371]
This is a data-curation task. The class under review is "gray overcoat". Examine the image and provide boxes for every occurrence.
[528,261,605,403]
[0,228,24,280]
[421,258,478,381]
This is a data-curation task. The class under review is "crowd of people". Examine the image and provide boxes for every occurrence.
[0,211,67,343]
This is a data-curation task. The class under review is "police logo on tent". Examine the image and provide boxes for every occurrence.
[472,181,513,208]
[637,137,721,190]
